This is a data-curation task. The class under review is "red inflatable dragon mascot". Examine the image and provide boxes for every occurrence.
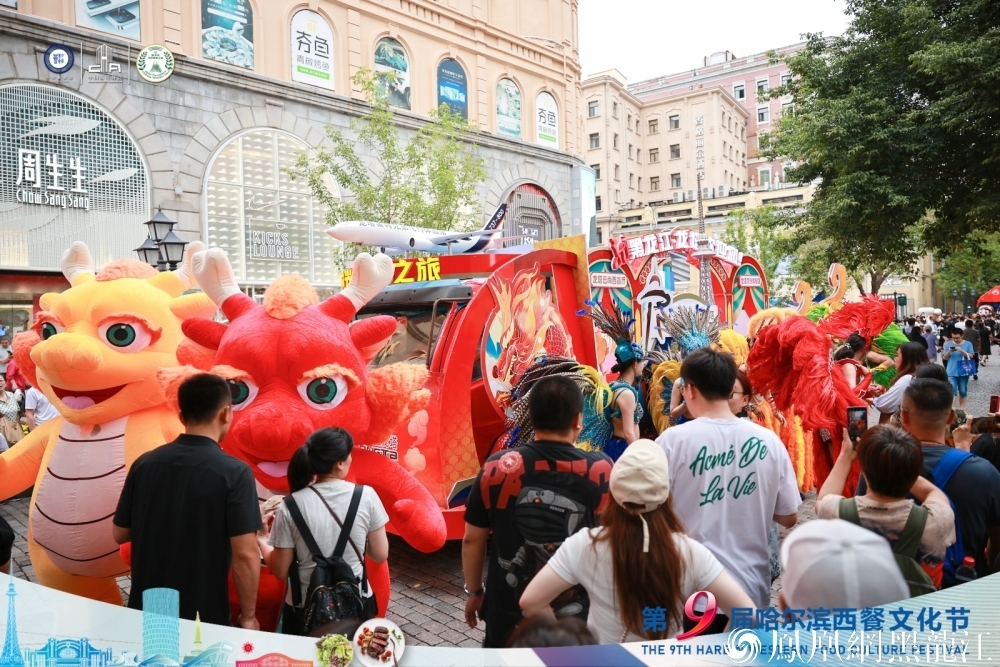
[173,248,447,625]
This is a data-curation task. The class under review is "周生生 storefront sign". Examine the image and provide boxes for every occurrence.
[1,83,149,271]
[290,10,333,90]
[607,228,743,270]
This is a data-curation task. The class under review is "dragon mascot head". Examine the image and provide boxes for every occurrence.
[2,241,213,604]
[175,248,448,618]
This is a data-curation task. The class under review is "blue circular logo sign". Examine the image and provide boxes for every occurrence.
[43,44,75,74]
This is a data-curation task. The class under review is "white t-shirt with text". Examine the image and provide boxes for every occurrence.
[269,480,389,604]
[547,527,724,643]
[656,417,801,608]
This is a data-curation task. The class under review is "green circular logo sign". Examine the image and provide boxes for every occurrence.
[136,45,175,83]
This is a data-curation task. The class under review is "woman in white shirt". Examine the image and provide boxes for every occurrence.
[873,342,930,424]
[520,439,753,643]
[258,427,390,636]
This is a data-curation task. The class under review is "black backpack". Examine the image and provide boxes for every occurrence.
[285,485,371,637]
[838,498,936,598]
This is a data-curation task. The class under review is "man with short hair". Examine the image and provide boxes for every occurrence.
[113,373,262,628]
[462,375,613,648]
[656,348,801,608]
[898,378,1000,581]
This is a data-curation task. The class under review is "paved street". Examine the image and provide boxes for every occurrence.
[2,352,998,644]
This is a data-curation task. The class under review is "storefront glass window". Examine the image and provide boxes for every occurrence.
[204,129,339,287]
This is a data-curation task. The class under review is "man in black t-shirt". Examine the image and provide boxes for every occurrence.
[114,374,262,628]
[462,376,613,648]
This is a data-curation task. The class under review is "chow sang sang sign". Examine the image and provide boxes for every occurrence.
[608,228,743,269]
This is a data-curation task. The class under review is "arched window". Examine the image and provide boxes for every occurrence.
[203,129,340,286]
[374,38,411,109]
[495,79,522,138]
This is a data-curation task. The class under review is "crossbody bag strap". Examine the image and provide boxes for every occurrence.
[283,495,322,609]
[837,498,861,525]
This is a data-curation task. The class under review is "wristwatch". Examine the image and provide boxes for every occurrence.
[464,584,485,598]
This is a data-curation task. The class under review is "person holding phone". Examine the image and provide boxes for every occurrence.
[943,329,976,410]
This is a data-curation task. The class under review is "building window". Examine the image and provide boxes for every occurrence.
[671,173,682,189]
[629,173,634,187]
[669,115,680,130]
[613,133,619,149]
[627,113,632,129]
[649,148,659,163]
[595,195,602,211]
[757,78,769,95]
[634,121,640,136]
[636,149,641,163]
[650,176,660,191]
[757,107,770,123]
[782,102,794,116]
[589,133,600,149]
[648,118,658,134]
[614,165,620,180]
[612,101,618,118]
[206,129,338,285]
[628,144,633,159]
[637,177,642,191]
[670,144,681,159]
[597,228,602,242]
[588,100,599,117]
[759,168,772,186]
[591,163,601,179]
[781,72,793,87]
[615,189,620,203]
[733,83,745,100]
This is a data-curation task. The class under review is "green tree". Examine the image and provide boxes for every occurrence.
[721,206,792,285]
[934,231,1000,300]
[762,30,925,295]
[295,68,487,235]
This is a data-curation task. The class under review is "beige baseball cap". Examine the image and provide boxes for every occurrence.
[780,519,909,609]
[609,439,671,552]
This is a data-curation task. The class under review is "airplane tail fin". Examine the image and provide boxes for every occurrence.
[483,202,507,231]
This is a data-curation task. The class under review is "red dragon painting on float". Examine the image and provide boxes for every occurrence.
[483,265,574,411]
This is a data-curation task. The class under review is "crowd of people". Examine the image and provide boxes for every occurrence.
[3,306,1000,648]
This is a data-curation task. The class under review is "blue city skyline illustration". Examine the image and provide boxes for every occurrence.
[0,581,233,667]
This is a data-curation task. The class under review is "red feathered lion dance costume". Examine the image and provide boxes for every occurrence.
[171,248,447,625]
[747,315,867,496]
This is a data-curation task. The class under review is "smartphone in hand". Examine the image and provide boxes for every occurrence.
[847,407,868,444]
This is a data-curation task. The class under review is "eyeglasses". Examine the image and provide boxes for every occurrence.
[730,391,746,399]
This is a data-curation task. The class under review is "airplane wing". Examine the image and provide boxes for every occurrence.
[428,228,505,244]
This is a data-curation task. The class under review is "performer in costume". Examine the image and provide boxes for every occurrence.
[498,355,613,452]
[581,302,644,460]
[833,333,889,402]
[820,295,898,394]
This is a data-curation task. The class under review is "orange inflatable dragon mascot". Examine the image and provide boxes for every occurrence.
[0,241,214,604]
[175,248,446,621]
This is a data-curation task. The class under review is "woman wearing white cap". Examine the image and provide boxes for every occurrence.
[520,439,754,643]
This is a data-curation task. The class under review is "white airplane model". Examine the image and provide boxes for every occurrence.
[327,204,519,255]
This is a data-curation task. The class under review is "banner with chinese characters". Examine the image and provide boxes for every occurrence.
[290,10,333,90]
[340,254,521,288]
[1,566,999,666]
[607,228,744,271]
[535,91,559,148]
[436,59,468,119]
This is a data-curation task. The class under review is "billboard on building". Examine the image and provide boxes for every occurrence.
[535,91,559,148]
[436,58,468,119]
[75,0,140,41]
[290,10,333,90]
[202,0,254,70]
[374,37,411,109]
[495,78,521,138]
[571,165,597,247]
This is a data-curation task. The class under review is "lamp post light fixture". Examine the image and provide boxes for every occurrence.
[134,207,188,271]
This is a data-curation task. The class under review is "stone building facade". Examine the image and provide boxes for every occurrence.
[0,9,586,331]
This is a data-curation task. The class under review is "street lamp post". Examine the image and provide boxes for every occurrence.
[134,208,188,271]
[953,289,958,314]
